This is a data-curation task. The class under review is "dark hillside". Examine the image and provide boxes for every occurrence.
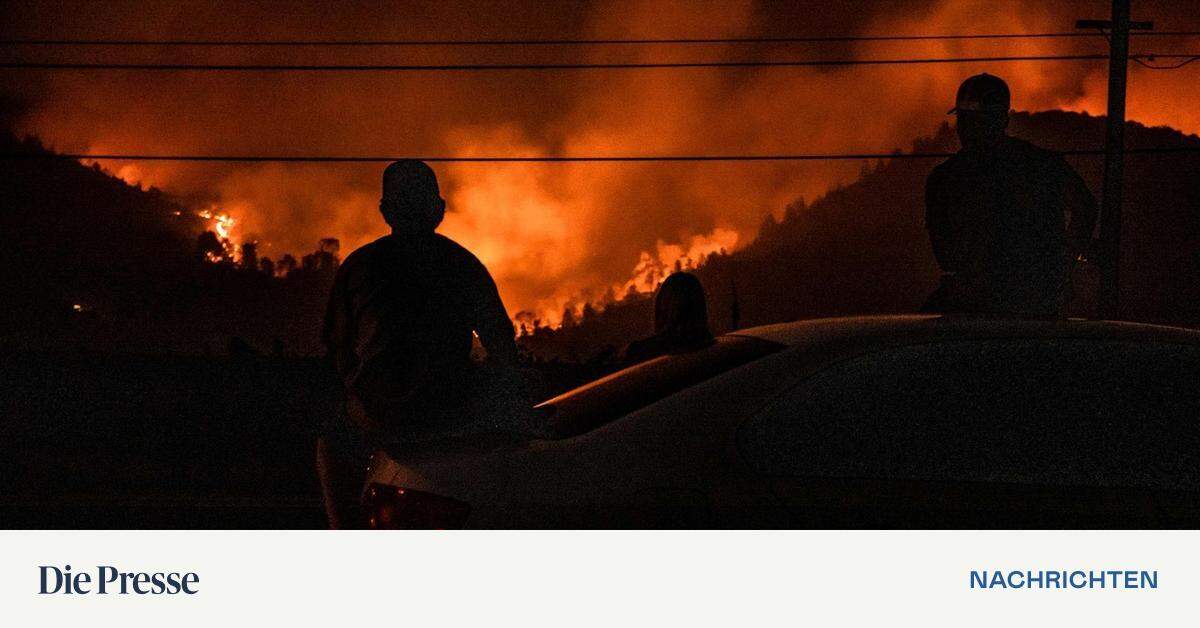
[0,131,337,355]
[530,111,1200,360]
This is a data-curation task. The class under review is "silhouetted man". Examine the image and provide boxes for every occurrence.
[924,73,1098,317]
[622,272,715,364]
[317,160,525,527]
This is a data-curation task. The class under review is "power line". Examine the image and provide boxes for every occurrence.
[4,54,1195,72]
[9,54,1198,72]
[1089,26,1200,70]
[1,31,1197,47]
[4,147,1197,163]
[1134,55,1200,69]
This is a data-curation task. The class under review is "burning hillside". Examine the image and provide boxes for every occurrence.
[2,0,1198,326]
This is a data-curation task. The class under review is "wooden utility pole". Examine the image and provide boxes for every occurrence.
[1077,1,1152,320]
[729,277,741,331]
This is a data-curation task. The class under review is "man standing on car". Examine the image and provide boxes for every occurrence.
[924,73,1098,317]
[317,159,527,527]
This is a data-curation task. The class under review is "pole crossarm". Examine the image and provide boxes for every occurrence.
[1080,1,1149,320]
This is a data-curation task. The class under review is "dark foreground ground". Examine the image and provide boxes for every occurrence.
[0,351,596,528]
[0,352,340,528]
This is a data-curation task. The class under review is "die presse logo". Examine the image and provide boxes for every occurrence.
[39,564,199,595]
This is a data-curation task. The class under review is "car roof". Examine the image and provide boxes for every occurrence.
[732,314,1200,349]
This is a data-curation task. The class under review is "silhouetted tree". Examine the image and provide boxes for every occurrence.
[277,254,297,277]
[600,286,617,305]
[561,307,577,329]
[196,231,223,263]
[314,238,340,271]
[241,242,258,272]
[759,213,779,241]
[318,238,340,258]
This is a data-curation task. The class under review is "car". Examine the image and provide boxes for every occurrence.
[362,314,1200,528]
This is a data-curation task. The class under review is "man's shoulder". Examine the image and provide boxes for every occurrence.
[934,137,1066,180]
[1004,136,1062,165]
[927,155,960,185]
[430,233,486,269]
[929,158,954,176]
[337,236,396,278]
[339,233,490,284]
[342,236,389,264]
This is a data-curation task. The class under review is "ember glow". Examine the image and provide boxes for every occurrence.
[196,207,240,262]
[196,208,236,241]
[3,0,1198,326]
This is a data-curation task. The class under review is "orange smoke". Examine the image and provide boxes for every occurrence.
[5,0,1198,325]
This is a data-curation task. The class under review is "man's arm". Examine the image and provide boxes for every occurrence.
[472,265,518,366]
[467,259,541,436]
[925,168,958,272]
[322,266,356,386]
[1060,160,1099,260]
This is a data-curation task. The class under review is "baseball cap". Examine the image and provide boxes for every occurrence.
[948,73,1011,114]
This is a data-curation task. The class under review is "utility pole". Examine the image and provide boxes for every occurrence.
[729,277,741,331]
[1077,1,1152,320]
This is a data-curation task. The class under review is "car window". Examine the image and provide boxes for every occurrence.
[537,335,784,439]
[739,339,1200,490]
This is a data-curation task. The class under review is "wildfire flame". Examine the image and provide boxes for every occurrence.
[24,1,1198,331]
[622,228,739,295]
[514,227,739,329]
[195,207,241,263]
[197,208,236,241]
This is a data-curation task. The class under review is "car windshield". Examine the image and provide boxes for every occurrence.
[535,334,784,439]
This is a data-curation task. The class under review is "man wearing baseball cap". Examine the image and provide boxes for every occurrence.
[317,160,527,527]
[924,73,1098,316]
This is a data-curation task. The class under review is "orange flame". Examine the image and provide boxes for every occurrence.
[16,0,1199,328]
[196,207,241,262]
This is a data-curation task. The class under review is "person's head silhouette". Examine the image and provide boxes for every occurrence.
[380,160,446,234]
[653,272,713,350]
[948,73,1010,152]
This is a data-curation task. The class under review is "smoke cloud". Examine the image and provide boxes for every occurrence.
[3,0,1197,323]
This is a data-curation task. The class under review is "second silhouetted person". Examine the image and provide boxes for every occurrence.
[924,73,1098,317]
